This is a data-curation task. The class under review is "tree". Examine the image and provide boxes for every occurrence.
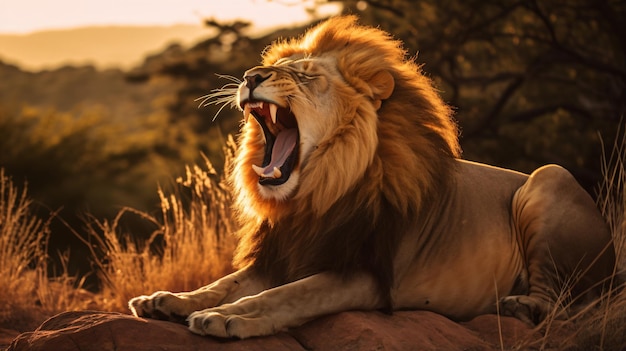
[339,0,625,191]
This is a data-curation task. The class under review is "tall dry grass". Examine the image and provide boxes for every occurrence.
[0,169,87,331]
[91,147,237,312]
[566,130,626,350]
[0,141,237,330]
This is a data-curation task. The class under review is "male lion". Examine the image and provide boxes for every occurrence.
[129,16,616,338]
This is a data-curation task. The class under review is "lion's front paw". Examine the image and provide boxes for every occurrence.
[187,309,275,339]
[128,291,189,324]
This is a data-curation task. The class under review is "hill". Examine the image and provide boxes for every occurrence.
[0,25,212,70]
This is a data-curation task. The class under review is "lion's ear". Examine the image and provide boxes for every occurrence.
[369,70,394,110]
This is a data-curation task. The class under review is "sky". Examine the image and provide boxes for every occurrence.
[0,0,340,34]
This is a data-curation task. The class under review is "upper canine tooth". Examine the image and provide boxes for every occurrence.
[269,103,278,124]
[243,104,252,122]
[252,164,265,177]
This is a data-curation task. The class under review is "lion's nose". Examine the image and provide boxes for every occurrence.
[244,73,270,92]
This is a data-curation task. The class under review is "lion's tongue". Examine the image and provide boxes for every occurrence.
[254,128,298,178]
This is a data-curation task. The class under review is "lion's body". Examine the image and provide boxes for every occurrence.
[392,160,529,318]
[129,16,616,338]
[392,159,614,321]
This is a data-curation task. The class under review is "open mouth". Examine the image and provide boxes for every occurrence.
[242,100,299,186]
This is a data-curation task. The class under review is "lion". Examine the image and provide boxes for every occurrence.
[129,16,616,338]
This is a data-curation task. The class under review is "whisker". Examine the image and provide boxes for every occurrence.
[212,99,236,121]
[196,92,238,121]
[193,74,244,121]
[215,74,243,84]
[195,89,237,105]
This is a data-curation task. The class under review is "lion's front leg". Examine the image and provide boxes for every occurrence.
[128,267,267,323]
[188,272,382,339]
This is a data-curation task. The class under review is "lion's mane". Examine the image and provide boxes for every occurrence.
[229,16,461,307]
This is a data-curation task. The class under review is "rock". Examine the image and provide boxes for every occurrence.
[7,310,547,351]
[293,310,493,350]
[7,311,300,351]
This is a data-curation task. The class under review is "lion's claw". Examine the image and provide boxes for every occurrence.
[188,309,275,339]
[129,291,190,323]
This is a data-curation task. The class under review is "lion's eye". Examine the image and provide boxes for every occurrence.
[296,72,315,81]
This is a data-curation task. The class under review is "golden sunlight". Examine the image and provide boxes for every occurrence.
[0,0,340,69]
[0,0,339,34]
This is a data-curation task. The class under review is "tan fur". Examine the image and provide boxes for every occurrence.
[129,16,616,338]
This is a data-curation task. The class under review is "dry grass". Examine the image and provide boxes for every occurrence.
[565,130,626,350]
[0,143,238,332]
[0,169,87,331]
[91,150,237,312]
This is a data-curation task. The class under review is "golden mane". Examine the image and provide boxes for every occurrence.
[230,16,461,304]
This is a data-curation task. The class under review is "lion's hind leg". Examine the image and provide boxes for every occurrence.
[502,165,616,325]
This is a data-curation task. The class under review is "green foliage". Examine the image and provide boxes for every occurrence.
[0,60,211,223]
[0,106,159,217]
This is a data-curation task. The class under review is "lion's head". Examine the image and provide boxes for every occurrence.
[231,16,460,226]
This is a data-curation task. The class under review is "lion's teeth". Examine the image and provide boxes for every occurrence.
[252,164,265,177]
[269,103,278,124]
[252,165,282,179]
[273,167,282,178]
[243,104,252,122]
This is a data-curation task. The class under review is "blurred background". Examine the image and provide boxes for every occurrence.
[0,0,624,285]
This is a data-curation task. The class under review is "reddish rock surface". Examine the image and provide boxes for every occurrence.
[6,310,568,351]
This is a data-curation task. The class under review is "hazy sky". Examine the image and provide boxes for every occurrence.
[0,0,340,34]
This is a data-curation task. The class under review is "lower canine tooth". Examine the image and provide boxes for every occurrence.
[251,165,282,179]
[273,167,282,178]
[269,103,278,124]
